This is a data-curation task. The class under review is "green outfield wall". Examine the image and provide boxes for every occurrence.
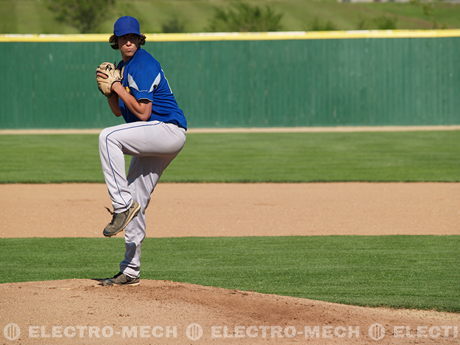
[0,31,459,129]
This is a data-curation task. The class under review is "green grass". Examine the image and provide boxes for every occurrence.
[0,236,458,312]
[1,0,460,34]
[0,131,459,183]
[1,132,458,312]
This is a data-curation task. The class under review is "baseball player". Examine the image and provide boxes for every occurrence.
[96,16,187,286]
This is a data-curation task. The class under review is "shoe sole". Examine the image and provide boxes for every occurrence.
[103,202,141,237]
[100,280,140,287]
[102,281,140,287]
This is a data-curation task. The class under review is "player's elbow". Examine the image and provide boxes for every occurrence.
[137,101,152,121]
[136,111,150,121]
[139,111,150,121]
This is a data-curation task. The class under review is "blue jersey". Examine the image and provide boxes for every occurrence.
[117,49,187,129]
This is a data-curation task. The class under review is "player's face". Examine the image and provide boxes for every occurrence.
[118,34,140,61]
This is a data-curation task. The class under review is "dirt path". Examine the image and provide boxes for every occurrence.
[1,183,459,345]
[1,183,459,237]
[1,125,460,134]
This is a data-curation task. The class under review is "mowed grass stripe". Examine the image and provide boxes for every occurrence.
[0,131,459,183]
[0,236,458,312]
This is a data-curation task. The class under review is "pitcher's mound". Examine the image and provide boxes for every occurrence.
[1,279,458,345]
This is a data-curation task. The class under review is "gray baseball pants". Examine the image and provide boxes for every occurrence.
[99,121,186,278]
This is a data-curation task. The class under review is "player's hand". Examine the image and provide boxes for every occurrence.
[96,62,122,97]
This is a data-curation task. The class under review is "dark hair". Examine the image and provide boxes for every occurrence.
[109,34,146,50]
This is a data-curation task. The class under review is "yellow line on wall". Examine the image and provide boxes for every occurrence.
[1,29,460,42]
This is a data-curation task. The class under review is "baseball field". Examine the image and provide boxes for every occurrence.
[0,128,459,345]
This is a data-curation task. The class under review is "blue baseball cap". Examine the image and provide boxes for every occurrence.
[113,16,141,37]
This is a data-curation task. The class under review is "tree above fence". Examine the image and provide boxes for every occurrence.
[46,0,116,33]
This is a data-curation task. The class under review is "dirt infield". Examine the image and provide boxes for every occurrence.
[1,183,459,345]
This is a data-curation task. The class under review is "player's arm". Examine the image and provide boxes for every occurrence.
[112,82,152,121]
[107,93,122,117]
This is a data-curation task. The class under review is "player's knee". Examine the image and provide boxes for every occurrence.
[98,128,111,147]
